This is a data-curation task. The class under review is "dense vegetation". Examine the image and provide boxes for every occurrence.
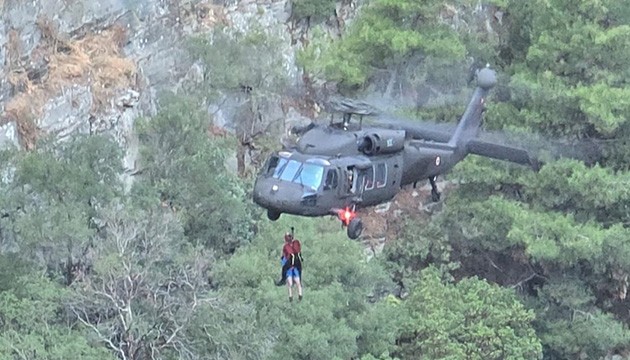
[0,0,629,359]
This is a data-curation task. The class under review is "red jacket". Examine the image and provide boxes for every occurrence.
[282,240,302,260]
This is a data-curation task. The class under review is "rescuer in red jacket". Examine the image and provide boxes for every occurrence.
[276,231,303,302]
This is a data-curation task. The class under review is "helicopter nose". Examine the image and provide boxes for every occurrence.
[253,177,320,215]
[254,178,295,207]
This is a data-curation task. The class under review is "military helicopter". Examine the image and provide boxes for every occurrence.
[253,66,539,239]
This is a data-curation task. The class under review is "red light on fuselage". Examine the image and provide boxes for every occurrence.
[337,207,356,226]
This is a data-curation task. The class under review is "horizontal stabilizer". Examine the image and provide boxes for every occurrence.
[467,139,540,170]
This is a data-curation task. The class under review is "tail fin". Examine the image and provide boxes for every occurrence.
[447,66,497,148]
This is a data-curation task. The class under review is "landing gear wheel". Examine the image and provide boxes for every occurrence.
[431,189,441,202]
[429,176,441,202]
[267,210,281,221]
[347,218,363,240]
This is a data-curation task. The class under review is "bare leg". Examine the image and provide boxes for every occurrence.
[294,277,303,299]
[287,277,294,300]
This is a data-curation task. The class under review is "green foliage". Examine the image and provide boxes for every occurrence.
[186,295,277,359]
[0,255,31,292]
[0,135,123,280]
[532,275,630,359]
[0,275,113,359]
[521,160,630,223]
[290,0,336,21]
[69,205,210,359]
[396,266,542,359]
[540,311,630,359]
[438,191,630,269]
[135,96,254,254]
[435,164,630,358]
[187,27,288,97]
[13,134,123,205]
[2,1,630,359]
[213,216,399,359]
[301,0,468,88]
[499,0,630,140]
[187,25,290,173]
[382,216,457,290]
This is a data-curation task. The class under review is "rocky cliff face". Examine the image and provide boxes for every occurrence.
[0,0,310,181]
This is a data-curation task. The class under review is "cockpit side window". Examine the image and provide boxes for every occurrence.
[324,169,338,190]
[266,155,280,175]
[273,157,289,178]
[278,160,301,182]
[272,158,325,190]
[296,163,325,191]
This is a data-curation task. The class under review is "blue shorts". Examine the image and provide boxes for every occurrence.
[286,267,300,279]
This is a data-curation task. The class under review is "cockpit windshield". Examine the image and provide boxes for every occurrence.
[272,157,325,190]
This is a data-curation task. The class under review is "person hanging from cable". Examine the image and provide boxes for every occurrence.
[276,228,303,302]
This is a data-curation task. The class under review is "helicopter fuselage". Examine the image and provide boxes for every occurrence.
[252,67,531,239]
[252,124,460,219]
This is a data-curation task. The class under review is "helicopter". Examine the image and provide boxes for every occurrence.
[252,66,539,239]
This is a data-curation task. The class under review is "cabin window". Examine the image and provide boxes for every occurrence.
[364,166,375,190]
[295,163,325,191]
[346,167,356,193]
[324,169,338,190]
[375,163,387,188]
[266,155,280,175]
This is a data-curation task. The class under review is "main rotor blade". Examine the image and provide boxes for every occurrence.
[366,115,456,142]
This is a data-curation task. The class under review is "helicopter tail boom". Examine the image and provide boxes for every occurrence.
[467,139,540,170]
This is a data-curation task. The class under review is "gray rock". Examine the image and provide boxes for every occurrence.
[0,121,19,149]
[374,202,390,213]
[115,89,140,108]
[1,164,16,184]
[284,107,311,134]
[1,0,305,168]
[604,355,624,360]
[90,88,143,191]
[208,94,248,133]
[38,85,92,141]
[0,27,7,103]
[176,61,205,93]
[423,201,443,214]
[121,1,194,94]
[226,2,298,85]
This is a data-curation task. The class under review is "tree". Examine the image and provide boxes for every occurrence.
[67,204,212,360]
[299,0,512,93]
[211,216,400,359]
[531,275,630,359]
[382,215,457,294]
[0,134,123,284]
[135,96,255,254]
[188,26,290,177]
[290,0,337,23]
[0,275,113,359]
[396,266,542,359]
[494,0,630,140]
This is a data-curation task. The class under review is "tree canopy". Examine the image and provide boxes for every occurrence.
[1,0,630,359]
